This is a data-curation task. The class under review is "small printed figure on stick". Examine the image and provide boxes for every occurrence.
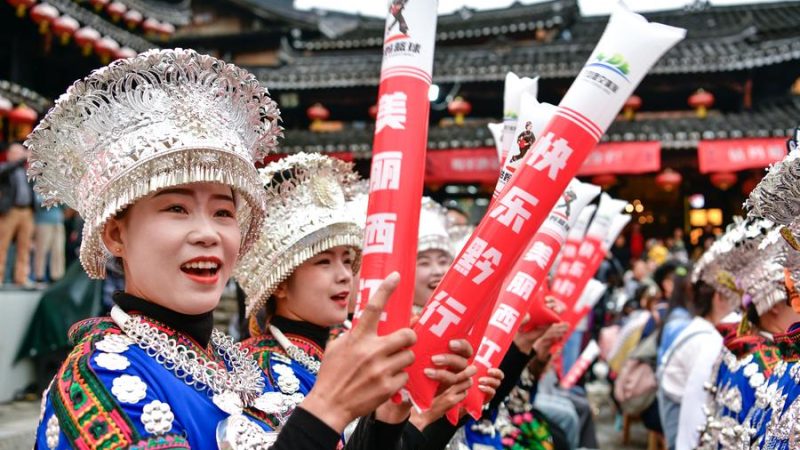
[388,0,409,35]
[511,121,536,163]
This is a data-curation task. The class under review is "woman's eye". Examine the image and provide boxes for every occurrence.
[315,258,331,265]
[165,205,187,214]
[215,209,236,218]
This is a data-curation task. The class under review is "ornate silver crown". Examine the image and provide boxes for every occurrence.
[418,197,453,256]
[235,153,363,318]
[746,127,800,226]
[25,49,282,278]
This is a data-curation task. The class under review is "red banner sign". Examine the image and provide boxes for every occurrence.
[697,138,786,174]
[425,147,500,183]
[577,141,661,176]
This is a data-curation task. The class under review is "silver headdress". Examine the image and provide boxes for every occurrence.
[235,153,363,318]
[25,49,281,278]
[746,127,798,240]
[418,197,453,256]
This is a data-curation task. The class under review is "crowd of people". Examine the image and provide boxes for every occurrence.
[7,47,800,450]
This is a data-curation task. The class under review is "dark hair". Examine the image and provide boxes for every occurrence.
[690,280,716,318]
[746,302,761,327]
[653,261,680,292]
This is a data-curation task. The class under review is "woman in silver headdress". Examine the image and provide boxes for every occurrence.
[28,49,415,450]
[236,153,486,448]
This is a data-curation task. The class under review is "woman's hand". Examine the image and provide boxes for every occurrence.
[301,273,416,433]
[532,323,569,363]
[477,368,504,405]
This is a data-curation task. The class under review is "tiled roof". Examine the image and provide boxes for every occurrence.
[277,97,800,156]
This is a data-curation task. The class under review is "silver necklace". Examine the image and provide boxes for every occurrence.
[110,306,265,408]
[268,324,321,375]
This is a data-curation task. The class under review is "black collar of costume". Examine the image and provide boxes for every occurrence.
[270,315,330,351]
[113,291,214,348]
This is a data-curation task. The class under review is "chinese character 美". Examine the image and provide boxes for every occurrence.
[489,186,539,233]
[363,213,397,254]
[376,92,408,133]
[526,132,574,181]
[453,237,503,285]
[370,151,402,191]
[524,241,554,269]
[418,291,467,337]
[506,271,537,301]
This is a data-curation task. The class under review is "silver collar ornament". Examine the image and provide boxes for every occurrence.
[109,306,279,449]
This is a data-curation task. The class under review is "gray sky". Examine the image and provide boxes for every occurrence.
[294,0,789,17]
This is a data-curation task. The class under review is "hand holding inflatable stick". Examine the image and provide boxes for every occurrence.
[407,5,685,410]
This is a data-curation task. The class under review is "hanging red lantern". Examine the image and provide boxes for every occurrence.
[94,36,120,64]
[7,0,36,17]
[52,15,79,45]
[623,94,641,121]
[591,174,618,189]
[0,95,12,141]
[89,0,108,12]
[306,103,329,130]
[123,9,143,29]
[74,26,100,56]
[114,46,136,60]
[105,1,126,22]
[448,96,471,125]
[688,89,714,119]
[710,172,737,190]
[655,168,682,192]
[368,104,379,120]
[8,104,38,140]
[30,3,60,34]
[157,22,175,41]
[142,17,160,37]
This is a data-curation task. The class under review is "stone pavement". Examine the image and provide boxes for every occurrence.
[0,399,38,450]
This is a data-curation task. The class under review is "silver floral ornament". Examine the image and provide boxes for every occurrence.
[46,414,60,449]
[141,400,174,435]
[94,352,131,371]
[95,334,134,353]
[111,374,148,404]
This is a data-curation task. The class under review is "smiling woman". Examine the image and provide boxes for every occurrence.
[24,49,420,450]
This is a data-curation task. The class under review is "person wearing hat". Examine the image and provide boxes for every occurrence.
[237,154,485,448]
[414,198,454,315]
[739,127,800,448]
[29,49,416,450]
[696,220,800,449]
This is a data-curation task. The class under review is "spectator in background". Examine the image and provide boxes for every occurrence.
[33,191,65,286]
[611,233,631,271]
[0,142,35,287]
[630,222,645,261]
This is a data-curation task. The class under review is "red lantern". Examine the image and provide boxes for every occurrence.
[688,89,714,119]
[591,174,618,189]
[448,96,471,125]
[105,1,126,22]
[368,104,379,120]
[655,168,682,192]
[710,172,737,190]
[307,103,330,121]
[94,36,119,64]
[8,104,38,140]
[74,26,100,56]
[623,94,641,121]
[123,9,143,29]
[0,95,12,141]
[53,15,79,45]
[30,3,60,34]
[114,47,136,60]
[142,17,160,37]
[89,0,108,12]
[157,22,175,41]
[7,0,36,17]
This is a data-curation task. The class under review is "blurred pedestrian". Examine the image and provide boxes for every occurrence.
[0,141,35,287]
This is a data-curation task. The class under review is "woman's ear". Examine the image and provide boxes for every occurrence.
[273,282,288,302]
[102,216,126,257]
